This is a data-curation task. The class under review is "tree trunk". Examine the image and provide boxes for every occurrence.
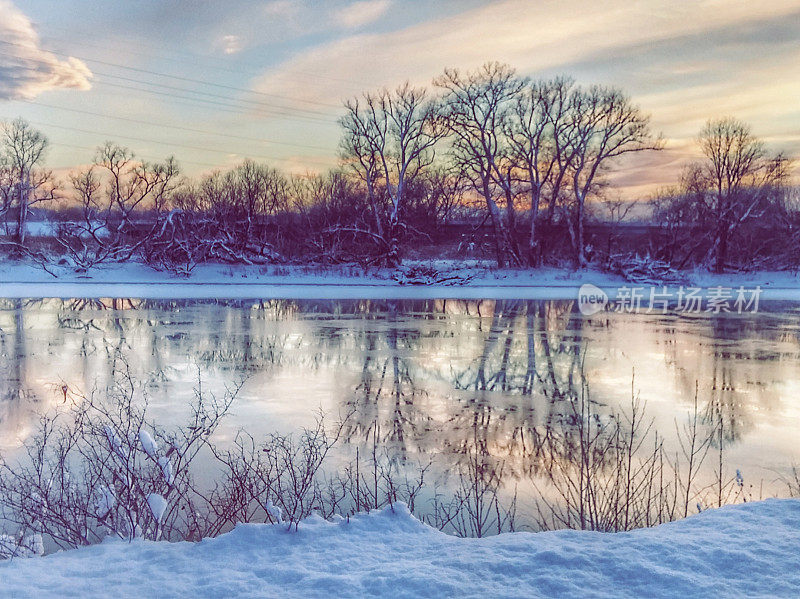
[503,187,521,261]
[574,193,587,268]
[482,179,520,268]
[386,215,401,268]
[14,177,28,248]
[714,220,728,273]
[528,185,541,267]
[365,177,384,240]
[487,205,506,268]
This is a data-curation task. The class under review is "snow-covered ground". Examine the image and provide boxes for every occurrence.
[0,260,799,300]
[1,500,798,598]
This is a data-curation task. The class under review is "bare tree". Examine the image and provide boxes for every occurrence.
[564,87,660,267]
[222,159,288,252]
[143,165,289,273]
[339,98,385,243]
[435,62,525,267]
[651,119,791,271]
[58,143,180,268]
[0,118,56,248]
[696,118,790,272]
[408,164,468,227]
[290,170,371,263]
[340,82,446,266]
[506,77,575,266]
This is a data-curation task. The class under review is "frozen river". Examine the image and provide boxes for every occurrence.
[2,297,800,510]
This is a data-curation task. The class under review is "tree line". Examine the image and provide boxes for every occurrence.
[0,62,794,273]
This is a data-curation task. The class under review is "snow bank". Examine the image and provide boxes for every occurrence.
[2,499,799,598]
[1,261,799,300]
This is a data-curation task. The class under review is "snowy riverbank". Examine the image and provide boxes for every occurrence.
[1,260,800,300]
[1,500,799,598]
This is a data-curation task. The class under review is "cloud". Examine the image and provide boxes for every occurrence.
[263,0,298,18]
[251,0,800,195]
[0,0,92,100]
[255,0,800,102]
[335,0,392,30]
[216,34,244,55]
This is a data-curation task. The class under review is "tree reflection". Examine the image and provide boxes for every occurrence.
[341,301,431,457]
[0,296,796,507]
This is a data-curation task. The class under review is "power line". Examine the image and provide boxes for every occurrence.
[48,76,336,124]
[22,100,334,152]
[0,50,341,125]
[46,140,223,170]
[37,23,370,88]
[89,79,338,125]
[0,39,344,110]
[95,71,337,120]
[1,116,337,168]
[44,141,327,176]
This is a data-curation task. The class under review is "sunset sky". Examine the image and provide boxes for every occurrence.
[1,0,798,198]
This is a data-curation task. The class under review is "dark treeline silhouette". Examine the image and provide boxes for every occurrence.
[0,62,795,273]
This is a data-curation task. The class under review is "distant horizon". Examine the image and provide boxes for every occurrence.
[2,0,798,198]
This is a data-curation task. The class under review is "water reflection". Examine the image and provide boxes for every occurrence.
[1,298,799,491]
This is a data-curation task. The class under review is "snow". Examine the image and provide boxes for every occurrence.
[1,499,799,598]
[138,430,158,459]
[95,487,116,519]
[146,494,167,524]
[0,221,56,238]
[264,500,283,524]
[0,260,799,300]
[0,534,44,559]
[157,456,174,485]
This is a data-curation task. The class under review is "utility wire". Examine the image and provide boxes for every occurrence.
[21,100,335,152]
[1,116,337,167]
[38,25,368,87]
[46,140,223,169]
[95,71,337,120]
[0,50,341,124]
[0,39,343,109]
[90,79,338,125]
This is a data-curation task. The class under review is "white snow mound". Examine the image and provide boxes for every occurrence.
[1,499,799,598]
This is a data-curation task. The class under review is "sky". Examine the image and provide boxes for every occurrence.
[0,0,798,198]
